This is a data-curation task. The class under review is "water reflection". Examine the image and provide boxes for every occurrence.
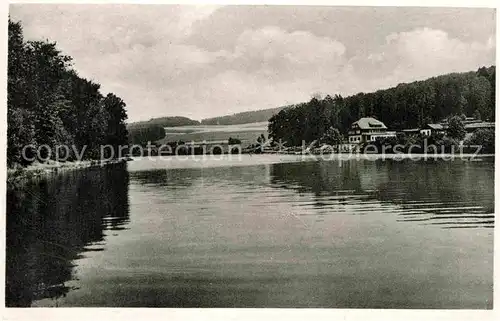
[5,163,130,307]
[5,157,494,308]
[269,159,494,229]
[120,158,493,308]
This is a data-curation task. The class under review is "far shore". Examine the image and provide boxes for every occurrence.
[262,150,495,157]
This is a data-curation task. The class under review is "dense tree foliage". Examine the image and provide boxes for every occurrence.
[128,125,166,146]
[371,133,460,154]
[269,67,495,146]
[201,106,286,125]
[320,127,343,146]
[447,116,466,141]
[7,19,128,166]
[370,127,493,155]
[465,129,495,154]
[128,116,200,129]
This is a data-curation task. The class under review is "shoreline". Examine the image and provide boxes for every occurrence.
[8,151,494,186]
[7,158,130,187]
[266,151,495,157]
[128,152,495,162]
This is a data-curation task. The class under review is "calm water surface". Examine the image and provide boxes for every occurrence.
[6,155,494,308]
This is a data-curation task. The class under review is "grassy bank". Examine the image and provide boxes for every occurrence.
[7,158,130,187]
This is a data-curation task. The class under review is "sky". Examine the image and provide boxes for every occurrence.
[9,5,496,122]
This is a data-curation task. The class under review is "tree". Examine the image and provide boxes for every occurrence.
[228,137,241,145]
[447,116,466,141]
[256,133,266,144]
[473,109,482,120]
[466,129,495,154]
[7,19,34,166]
[320,127,343,147]
[303,97,331,143]
[7,108,36,166]
[103,93,128,158]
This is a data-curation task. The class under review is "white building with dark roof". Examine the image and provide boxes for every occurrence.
[347,117,396,144]
[421,123,445,136]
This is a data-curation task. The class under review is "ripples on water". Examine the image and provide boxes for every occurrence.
[5,156,494,308]
[268,160,494,229]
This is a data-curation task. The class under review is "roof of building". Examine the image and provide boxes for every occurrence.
[351,117,387,130]
[426,123,445,130]
[464,122,495,129]
[424,121,494,131]
[463,119,483,125]
[438,117,481,124]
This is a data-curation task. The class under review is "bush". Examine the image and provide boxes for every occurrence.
[228,137,242,145]
[465,129,495,153]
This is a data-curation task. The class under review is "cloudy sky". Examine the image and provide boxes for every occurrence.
[10,5,496,122]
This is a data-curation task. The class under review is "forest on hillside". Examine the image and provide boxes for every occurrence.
[269,66,496,146]
[7,19,129,167]
[128,116,200,129]
[201,106,287,125]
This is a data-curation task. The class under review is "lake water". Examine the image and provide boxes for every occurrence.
[5,155,494,308]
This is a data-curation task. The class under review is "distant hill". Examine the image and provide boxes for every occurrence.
[201,106,288,125]
[127,106,292,129]
[128,116,200,129]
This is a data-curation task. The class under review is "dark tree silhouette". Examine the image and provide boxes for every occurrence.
[7,19,129,167]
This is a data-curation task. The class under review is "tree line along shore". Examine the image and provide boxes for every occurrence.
[7,18,128,172]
